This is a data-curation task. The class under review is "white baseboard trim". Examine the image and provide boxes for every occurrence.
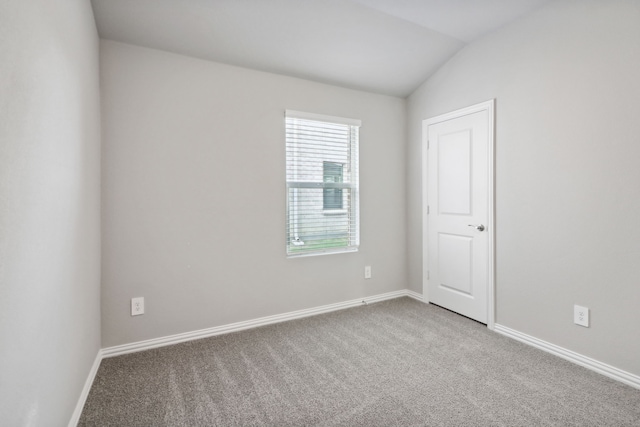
[102,289,410,358]
[494,324,640,390]
[68,349,103,427]
[406,290,425,302]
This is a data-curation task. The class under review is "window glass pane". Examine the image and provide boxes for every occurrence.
[323,162,343,210]
[285,112,360,256]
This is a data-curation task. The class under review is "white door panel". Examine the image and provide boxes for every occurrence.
[423,101,494,324]
[438,130,471,215]
[438,233,473,295]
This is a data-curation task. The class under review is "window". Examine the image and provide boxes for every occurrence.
[323,162,343,210]
[285,110,360,256]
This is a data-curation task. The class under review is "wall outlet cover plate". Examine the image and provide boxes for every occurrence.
[574,304,589,327]
[131,297,145,316]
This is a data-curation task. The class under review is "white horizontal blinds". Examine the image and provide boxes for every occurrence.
[286,111,360,256]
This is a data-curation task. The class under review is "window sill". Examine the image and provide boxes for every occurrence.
[287,246,358,258]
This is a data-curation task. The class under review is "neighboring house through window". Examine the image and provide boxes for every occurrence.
[323,161,344,210]
[285,110,360,256]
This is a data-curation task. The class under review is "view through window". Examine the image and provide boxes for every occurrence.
[285,111,360,256]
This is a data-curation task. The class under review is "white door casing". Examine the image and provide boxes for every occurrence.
[422,100,495,328]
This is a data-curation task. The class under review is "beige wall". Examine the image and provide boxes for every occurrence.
[100,41,407,347]
[407,0,640,376]
[0,0,102,425]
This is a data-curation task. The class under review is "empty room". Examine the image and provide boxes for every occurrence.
[1,0,640,425]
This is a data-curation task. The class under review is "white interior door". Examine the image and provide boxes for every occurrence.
[423,101,494,325]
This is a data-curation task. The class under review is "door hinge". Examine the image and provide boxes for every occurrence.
[426,270,430,280]
[426,205,430,215]
[427,139,430,150]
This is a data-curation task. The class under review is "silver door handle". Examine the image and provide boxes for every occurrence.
[468,224,485,232]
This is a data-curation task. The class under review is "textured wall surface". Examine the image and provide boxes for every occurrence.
[0,0,102,425]
[407,0,640,376]
[100,40,407,347]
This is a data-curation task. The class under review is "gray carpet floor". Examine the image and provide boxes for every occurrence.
[79,297,640,426]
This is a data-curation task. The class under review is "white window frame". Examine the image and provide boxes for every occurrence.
[285,110,360,257]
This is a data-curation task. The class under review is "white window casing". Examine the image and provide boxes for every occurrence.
[285,110,360,257]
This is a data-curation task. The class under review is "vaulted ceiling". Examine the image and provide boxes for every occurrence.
[91,0,553,97]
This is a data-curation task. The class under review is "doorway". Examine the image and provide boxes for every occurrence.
[422,100,495,328]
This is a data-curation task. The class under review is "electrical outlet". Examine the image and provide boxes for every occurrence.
[364,265,372,279]
[131,297,144,316]
[574,305,589,327]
